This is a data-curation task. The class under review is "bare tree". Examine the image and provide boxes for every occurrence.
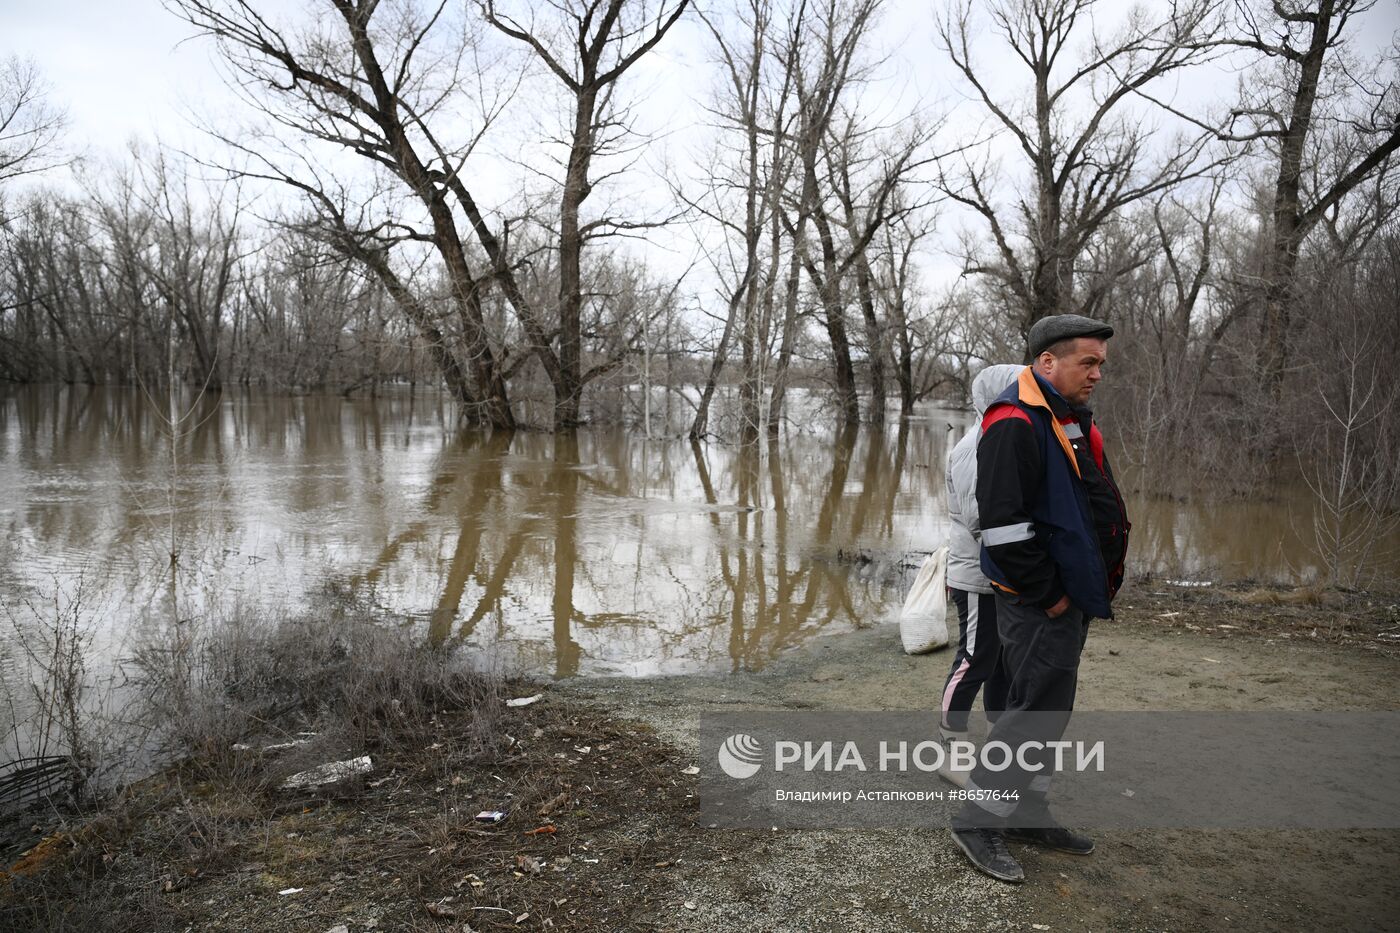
[0,56,70,347]
[681,0,800,441]
[822,112,935,421]
[0,56,69,194]
[92,168,163,387]
[236,230,384,391]
[786,0,883,423]
[763,0,818,437]
[481,0,689,427]
[167,0,520,426]
[872,203,947,416]
[1298,315,1400,587]
[2,196,102,383]
[1090,182,1228,482]
[135,152,246,392]
[937,0,1229,348]
[1219,0,1400,395]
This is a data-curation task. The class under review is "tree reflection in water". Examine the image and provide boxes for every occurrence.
[4,386,1378,681]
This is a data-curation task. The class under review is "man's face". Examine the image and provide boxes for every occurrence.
[1038,338,1108,405]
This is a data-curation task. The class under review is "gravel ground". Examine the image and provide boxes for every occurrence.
[556,585,1400,933]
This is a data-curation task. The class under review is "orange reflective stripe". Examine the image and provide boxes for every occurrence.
[1015,367,1081,479]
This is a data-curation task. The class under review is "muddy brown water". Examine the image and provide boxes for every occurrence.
[2,384,1397,689]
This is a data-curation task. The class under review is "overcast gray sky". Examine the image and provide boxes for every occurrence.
[6,1,944,184]
[7,0,228,157]
[6,0,1399,299]
[11,1,1396,157]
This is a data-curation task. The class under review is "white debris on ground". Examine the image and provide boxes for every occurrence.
[232,734,319,753]
[281,756,373,790]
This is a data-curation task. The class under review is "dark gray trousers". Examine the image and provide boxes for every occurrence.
[951,593,1089,830]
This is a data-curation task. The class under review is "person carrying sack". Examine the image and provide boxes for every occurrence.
[939,364,1023,782]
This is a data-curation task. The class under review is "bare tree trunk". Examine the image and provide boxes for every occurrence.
[767,210,807,436]
[738,277,761,444]
[692,285,746,440]
[555,89,595,428]
[853,249,884,422]
[808,200,859,422]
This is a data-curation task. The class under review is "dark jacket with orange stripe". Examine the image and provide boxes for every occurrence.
[976,367,1130,619]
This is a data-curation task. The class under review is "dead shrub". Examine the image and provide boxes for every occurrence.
[126,592,507,783]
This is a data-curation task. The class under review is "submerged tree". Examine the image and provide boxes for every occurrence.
[167,0,520,426]
[681,0,800,441]
[481,0,690,428]
[786,0,884,423]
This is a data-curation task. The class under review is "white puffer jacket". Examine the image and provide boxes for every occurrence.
[946,364,1024,593]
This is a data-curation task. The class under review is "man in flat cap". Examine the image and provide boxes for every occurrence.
[948,314,1130,884]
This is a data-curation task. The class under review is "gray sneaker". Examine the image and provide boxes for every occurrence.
[950,828,1025,883]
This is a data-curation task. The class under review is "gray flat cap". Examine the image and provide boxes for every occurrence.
[1028,314,1114,358]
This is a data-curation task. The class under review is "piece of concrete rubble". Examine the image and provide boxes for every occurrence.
[281,756,373,790]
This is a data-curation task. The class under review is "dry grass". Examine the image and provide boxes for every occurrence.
[0,697,704,932]
[1232,584,1331,607]
[1114,577,1400,649]
[0,591,718,931]
[0,594,523,929]
[125,592,507,777]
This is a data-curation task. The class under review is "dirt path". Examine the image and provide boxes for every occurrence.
[556,617,1400,932]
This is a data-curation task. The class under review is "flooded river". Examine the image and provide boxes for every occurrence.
[2,385,1395,685]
